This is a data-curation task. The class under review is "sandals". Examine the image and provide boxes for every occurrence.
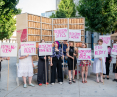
[72,79,76,83]
[69,80,72,84]
[101,78,103,83]
[85,80,87,83]
[82,81,85,83]
[97,78,99,83]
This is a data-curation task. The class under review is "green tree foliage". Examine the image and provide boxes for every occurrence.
[77,0,117,34]
[0,0,21,40]
[50,0,76,18]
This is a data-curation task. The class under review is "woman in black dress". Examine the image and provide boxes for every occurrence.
[37,39,49,86]
[66,41,77,84]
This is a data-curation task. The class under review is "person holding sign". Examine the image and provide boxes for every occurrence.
[66,41,77,84]
[111,42,117,82]
[18,45,35,88]
[37,39,49,86]
[79,43,91,83]
[103,46,111,80]
[93,39,106,83]
[50,41,63,85]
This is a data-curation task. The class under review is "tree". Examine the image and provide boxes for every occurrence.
[0,0,21,40]
[50,0,76,18]
[77,0,117,34]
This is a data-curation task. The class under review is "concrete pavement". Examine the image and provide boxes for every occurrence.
[0,58,117,97]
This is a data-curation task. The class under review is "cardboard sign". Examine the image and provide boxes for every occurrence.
[78,48,91,60]
[21,42,36,55]
[39,43,52,56]
[0,43,17,57]
[69,29,81,41]
[94,45,108,58]
[54,28,68,40]
[99,35,111,46]
[111,44,117,55]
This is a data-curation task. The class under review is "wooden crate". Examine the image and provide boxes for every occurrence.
[32,55,38,61]
[17,13,85,44]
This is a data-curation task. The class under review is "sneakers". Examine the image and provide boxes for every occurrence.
[59,82,63,85]
[39,83,42,86]
[51,83,55,85]
[23,84,27,88]
[46,82,49,85]
[113,79,117,82]
[29,83,35,87]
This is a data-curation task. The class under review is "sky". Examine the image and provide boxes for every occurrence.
[16,0,56,15]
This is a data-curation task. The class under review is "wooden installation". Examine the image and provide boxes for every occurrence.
[16,13,85,61]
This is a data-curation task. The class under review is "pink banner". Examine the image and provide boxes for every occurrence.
[21,42,36,55]
[78,48,91,60]
[0,43,17,57]
[111,44,117,55]
[99,35,111,46]
[94,45,108,58]
[39,43,52,56]
[69,29,81,41]
[54,28,68,40]
[1,45,16,53]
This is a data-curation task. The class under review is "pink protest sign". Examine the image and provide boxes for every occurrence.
[0,43,17,57]
[99,35,111,46]
[54,28,68,40]
[69,29,81,41]
[21,42,36,55]
[94,45,108,58]
[39,43,52,56]
[78,48,91,60]
[111,44,117,55]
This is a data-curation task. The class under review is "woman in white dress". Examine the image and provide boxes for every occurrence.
[93,39,106,83]
[18,46,35,88]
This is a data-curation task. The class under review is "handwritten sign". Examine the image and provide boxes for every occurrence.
[78,48,91,60]
[0,43,17,57]
[21,42,36,55]
[54,28,68,40]
[39,43,52,56]
[99,35,111,46]
[94,45,108,58]
[69,29,81,41]
[111,44,117,55]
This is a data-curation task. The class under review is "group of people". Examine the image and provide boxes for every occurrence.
[1,39,117,88]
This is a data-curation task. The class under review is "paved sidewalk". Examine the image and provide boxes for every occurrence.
[0,58,117,97]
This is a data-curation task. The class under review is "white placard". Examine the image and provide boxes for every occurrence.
[69,29,81,42]
[0,43,17,57]
[39,43,52,56]
[78,48,91,60]
[99,35,111,46]
[94,45,108,58]
[21,42,36,55]
[54,28,68,40]
[111,44,117,55]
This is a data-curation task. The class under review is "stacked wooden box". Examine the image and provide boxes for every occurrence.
[16,13,85,61]
[41,17,52,42]
[53,18,85,47]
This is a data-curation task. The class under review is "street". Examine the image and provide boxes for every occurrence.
[0,58,117,97]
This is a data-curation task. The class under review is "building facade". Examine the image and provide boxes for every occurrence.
[41,10,55,18]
